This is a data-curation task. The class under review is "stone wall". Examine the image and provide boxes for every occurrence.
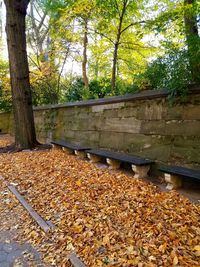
[0,112,13,134]
[1,89,200,168]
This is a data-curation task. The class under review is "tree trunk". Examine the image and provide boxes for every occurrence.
[82,19,89,88]
[111,42,119,93]
[184,0,200,84]
[4,0,38,149]
[111,0,128,94]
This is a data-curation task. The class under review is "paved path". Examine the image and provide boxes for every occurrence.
[0,233,44,267]
[0,185,46,267]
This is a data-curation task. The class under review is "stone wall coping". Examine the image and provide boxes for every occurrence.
[0,88,199,115]
[33,87,200,111]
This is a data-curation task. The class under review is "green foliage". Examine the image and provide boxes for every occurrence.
[64,76,139,102]
[136,48,192,98]
[0,60,12,112]
[1,0,197,111]
[64,77,85,102]
[64,77,112,102]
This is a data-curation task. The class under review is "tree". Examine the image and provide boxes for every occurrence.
[4,0,38,149]
[51,0,95,89]
[96,0,150,93]
[184,0,200,84]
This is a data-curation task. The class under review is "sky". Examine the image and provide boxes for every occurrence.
[0,1,8,59]
[0,1,82,76]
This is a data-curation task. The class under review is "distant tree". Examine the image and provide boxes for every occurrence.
[184,0,200,84]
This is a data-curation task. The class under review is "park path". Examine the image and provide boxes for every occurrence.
[0,182,46,267]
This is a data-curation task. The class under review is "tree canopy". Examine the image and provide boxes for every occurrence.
[0,0,199,111]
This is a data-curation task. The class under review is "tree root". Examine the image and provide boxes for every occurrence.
[0,143,52,153]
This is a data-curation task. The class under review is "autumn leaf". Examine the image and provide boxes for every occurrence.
[102,234,110,245]
[0,136,200,267]
[173,255,179,266]
[76,180,81,186]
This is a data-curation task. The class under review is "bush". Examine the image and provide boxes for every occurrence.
[0,60,12,112]
[137,49,192,98]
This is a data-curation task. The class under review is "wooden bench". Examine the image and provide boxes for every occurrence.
[159,165,200,190]
[51,140,90,158]
[86,149,154,178]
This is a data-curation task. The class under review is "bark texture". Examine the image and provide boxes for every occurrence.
[4,0,38,149]
[82,19,89,88]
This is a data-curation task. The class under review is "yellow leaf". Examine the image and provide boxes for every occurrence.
[72,224,83,233]
[159,243,167,253]
[102,235,110,245]
[194,251,200,257]
[173,255,178,266]
[66,242,75,251]
[127,258,139,264]
[76,180,81,186]
[193,245,200,251]
[127,245,134,254]
[149,255,156,261]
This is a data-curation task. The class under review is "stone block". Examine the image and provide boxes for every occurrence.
[87,153,101,163]
[173,136,200,148]
[59,107,78,117]
[164,173,182,190]
[62,147,74,154]
[182,105,200,120]
[103,109,120,118]
[141,121,166,135]
[74,117,103,131]
[171,147,200,164]
[124,134,172,154]
[117,107,138,118]
[132,164,150,178]
[102,117,141,133]
[137,101,165,120]
[164,106,184,120]
[0,113,11,133]
[74,150,86,159]
[135,145,171,162]
[92,103,124,112]
[165,121,200,136]
[74,131,99,144]
[99,132,125,150]
[106,158,121,169]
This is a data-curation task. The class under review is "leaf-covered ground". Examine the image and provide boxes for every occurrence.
[0,136,199,266]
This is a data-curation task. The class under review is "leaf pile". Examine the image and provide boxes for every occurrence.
[0,137,199,266]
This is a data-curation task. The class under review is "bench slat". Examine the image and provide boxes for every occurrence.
[159,165,200,180]
[51,140,90,151]
[86,149,154,166]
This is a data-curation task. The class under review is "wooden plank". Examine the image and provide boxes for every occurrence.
[159,165,200,180]
[8,185,54,232]
[51,140,90,151]
[86,149,154,166]
[68,252,86,267]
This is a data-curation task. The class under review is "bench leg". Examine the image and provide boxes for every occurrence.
[74,150,86,159]
[131,165,150,178]
[165,173,182,190]
[87,153,101,163]
[52,144,62,150]
[62,147,73,154]
[106,158,121,169]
